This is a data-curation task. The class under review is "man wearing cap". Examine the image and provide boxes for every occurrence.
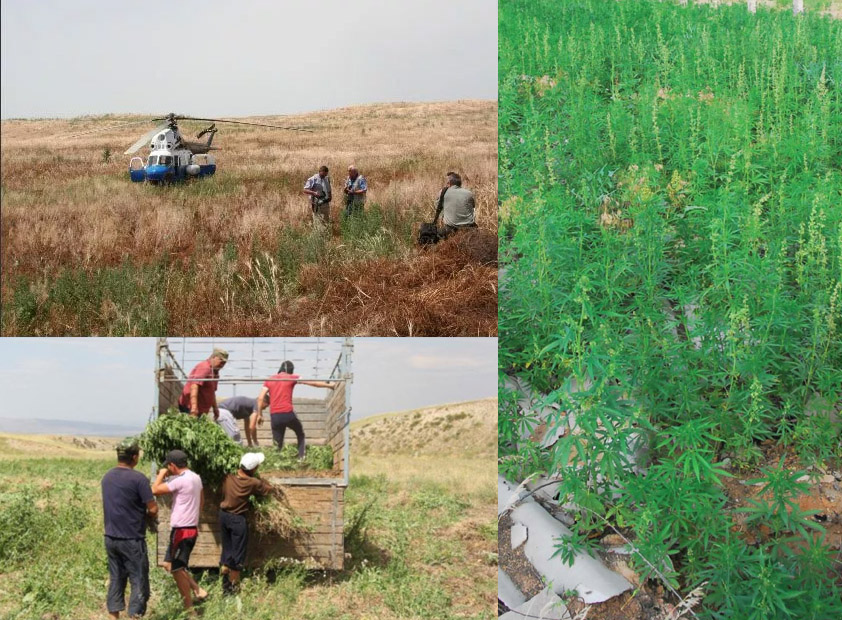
[151,450,206,612]
[256,360,336,459]
[178,349,228,420]
[218,452,274,594]
[101,440,158,619]
[218,394,270,447]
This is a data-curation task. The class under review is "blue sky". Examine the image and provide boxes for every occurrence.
[0,338,497,430]
[1,0,497,118]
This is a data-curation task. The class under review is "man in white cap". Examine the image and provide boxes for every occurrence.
[218,452,274,594]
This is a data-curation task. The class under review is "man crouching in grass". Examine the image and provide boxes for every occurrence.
[219,452,274,594]
[152,449,207,613]
[101,439,158,619]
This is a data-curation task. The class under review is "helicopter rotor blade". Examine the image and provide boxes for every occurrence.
[56,118,156,140]
[124,124,168,155]
[173,115,313,132]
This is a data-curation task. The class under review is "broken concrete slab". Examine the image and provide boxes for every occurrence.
[499,586,569,620]
[525,475,562,504]
[498,568,526,611]
[511,522,528,549]
[805,392,841,432]
[499,475,533,516]
[502,375,563,441]
[510,499,633,604]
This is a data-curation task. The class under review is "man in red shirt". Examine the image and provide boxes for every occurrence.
[256,360,335,458]
[178,349,228,420]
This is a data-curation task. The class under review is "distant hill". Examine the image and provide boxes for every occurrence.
[349,398,497,457]
[0,432,118,459]
[0,400,499,460]
[0,417,143,436]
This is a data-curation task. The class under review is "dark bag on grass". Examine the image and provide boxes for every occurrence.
[418,187,448,245]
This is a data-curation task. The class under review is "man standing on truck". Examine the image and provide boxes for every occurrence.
[101,439,158,619]
[436,171,477,238]
[256,360,336,459]
[217,394,270,447]
[343,165,368,216]
[303,165,332,227]
[218,452,274,595]
[178,348,228,420]
[151,450,207,613]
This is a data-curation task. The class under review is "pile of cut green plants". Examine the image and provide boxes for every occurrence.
[256,444,335,473]
[140,410,329,537]
[500,0,842,618]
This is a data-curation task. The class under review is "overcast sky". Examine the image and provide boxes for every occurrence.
[0,0,497,119]
[0,338,497,431]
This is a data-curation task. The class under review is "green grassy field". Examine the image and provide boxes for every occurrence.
[0,402,497,619]
[500,0,841,618]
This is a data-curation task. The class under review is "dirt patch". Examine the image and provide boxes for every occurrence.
[498,514,544,599]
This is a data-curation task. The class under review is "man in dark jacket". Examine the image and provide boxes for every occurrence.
[101,440,158,619]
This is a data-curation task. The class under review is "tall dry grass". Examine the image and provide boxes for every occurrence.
[1,101,497,335]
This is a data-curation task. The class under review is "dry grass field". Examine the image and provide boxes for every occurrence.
[0,400,497,619]
[1,100,497,336]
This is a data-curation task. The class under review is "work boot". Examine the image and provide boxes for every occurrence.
[222,573,234,597]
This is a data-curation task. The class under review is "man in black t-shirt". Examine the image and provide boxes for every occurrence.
[101,439,158,619]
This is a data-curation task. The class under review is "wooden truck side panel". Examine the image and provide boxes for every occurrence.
[156,483,344,570]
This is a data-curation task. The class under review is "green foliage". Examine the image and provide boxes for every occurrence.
[500,0,842,616]
[140,410,243,487]
[257,444,335,472]
[0,460,493,620]
[140,411,335,489]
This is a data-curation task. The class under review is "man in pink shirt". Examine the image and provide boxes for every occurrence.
[178,348,228,420]
[151,450,206,612]
[256,360,336,459]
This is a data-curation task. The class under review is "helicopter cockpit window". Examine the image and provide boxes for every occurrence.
[158,156,173,166]
[147,156,157,166]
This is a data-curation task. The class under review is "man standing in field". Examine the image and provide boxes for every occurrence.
[218,452,274,595]
[218,394,270,447]
[256,360,336,458]
[178,348,228,420]
[436,172,477,238]
[303,165,332,226]
[151,450,207,612]
[343,165,368,216]
[101,439,158,619]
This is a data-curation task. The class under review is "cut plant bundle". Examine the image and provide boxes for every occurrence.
[251,486,310,539]
[500,0,842,618]
[140,411,336,538]
[140,409,242,487]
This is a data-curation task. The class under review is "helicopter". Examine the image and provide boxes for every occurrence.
[114,113,310,184]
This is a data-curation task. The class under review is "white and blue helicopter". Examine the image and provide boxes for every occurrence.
[120,113,309,184]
